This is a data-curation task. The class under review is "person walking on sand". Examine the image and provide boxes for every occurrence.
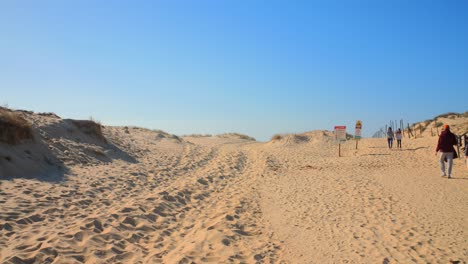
[396,128,402,149]
[465,140,468,169]
[435,124,458,178]
[387,127,394,149]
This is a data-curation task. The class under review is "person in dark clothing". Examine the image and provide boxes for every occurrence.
[435,124,458,178]
[465,137,468,169]
[387,127,394,149]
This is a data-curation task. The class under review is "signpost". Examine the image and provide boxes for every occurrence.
[334,126,347,157]
[355,120,362,149]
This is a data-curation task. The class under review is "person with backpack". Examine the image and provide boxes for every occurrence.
[435,124,458,178]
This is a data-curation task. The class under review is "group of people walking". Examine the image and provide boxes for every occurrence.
[386,125,465,179]
[386,127,402,149]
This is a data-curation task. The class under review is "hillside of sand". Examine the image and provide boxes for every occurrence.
[1,108,467,263]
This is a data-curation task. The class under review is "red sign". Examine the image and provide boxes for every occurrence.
[334,126,347,141]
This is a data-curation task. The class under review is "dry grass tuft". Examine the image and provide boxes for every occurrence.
[152,129,182,142]
[37,112,60,118]
[293,134,309,142]
[435,112,461,119]
[271,134,283,141]
[218,133,256,141]
[423,119,432,126]
[0,107,33,144]
[71,119,107,142]
[183,134,213,138]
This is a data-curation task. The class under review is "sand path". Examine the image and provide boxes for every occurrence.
[1,137,281,263]
[1,134,467,263]
[254,137,467,263]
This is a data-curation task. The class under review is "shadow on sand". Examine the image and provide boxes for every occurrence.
[0,138,70,183]
[448,177,468,181]
[1,119,138,182]
[400,147,429,151]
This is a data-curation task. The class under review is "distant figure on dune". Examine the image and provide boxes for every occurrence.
[395,128,402,149]
[435,124,458,178]
[387,127,394,149]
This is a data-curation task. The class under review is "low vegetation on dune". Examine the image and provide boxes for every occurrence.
[153,129,182,141]
[0,107,33,145]
[293,134,309,142]
[182,134,213,138]
[217,133,256,141]
[37,112,61,118]
[182,133,256,141]
[271,130,342,143]
[434,112,467,119]
[412,112,467,127]
[271,134,283,141]
[374,111,467,138]
[121,127,181,142]
[270,133,309,143]
[69,119,107,142]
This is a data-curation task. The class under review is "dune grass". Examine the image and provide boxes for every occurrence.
[71,119,106,142]
[0,107,33,144]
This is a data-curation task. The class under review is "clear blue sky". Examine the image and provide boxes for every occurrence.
[1,1,467,141]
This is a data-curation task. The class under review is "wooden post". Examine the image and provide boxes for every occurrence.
[407,123,413,138]
[464,133,468,149]
[339,143,341,157]
[458,133,468,158]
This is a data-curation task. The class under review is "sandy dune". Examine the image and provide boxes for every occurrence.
[1,110,467,263]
